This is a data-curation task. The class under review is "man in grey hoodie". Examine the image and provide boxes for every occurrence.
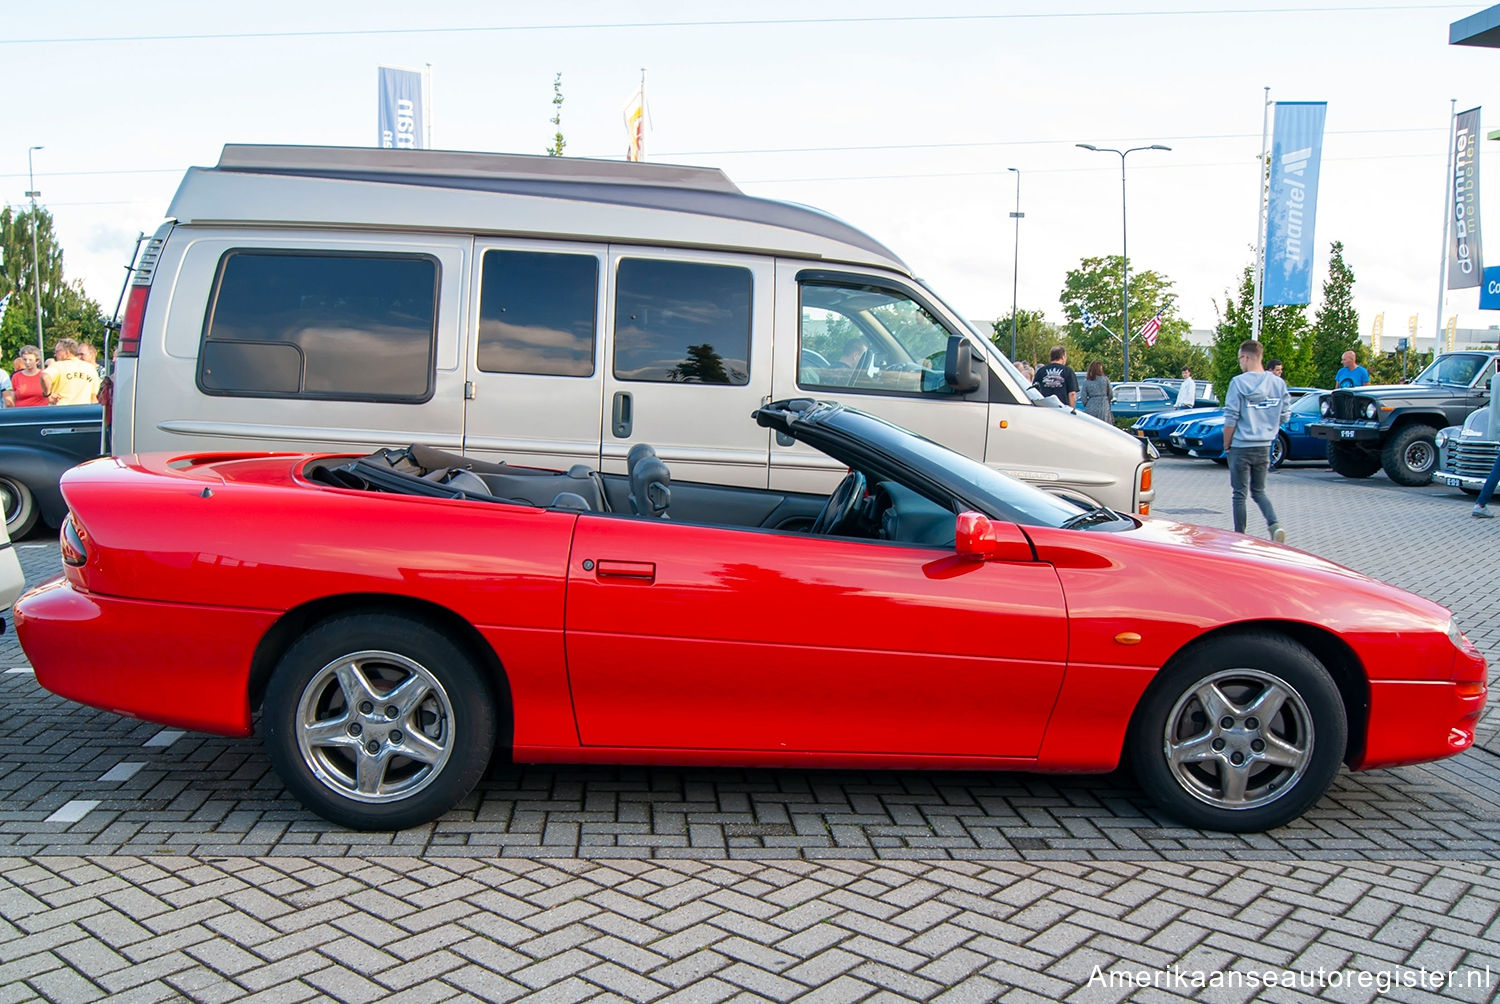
[1223,339,1291,542]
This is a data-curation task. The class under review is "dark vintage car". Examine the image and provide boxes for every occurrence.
[1310,351,1500,486]
[1436,395,1500,495]
[0,405,104,538]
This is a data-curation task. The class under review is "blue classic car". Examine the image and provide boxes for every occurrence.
[1130,405,1223,453]
[0,404,103,538]
[1169,390,1326,468]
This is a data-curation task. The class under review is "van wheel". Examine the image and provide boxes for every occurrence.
[1128,633,1346,832]
[262,613,495,830]
[0,477,38,539]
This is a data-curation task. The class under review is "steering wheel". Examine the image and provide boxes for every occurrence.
[810,471,867,536]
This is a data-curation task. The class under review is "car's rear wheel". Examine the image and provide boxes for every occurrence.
[1381,424,1439,486]
[1269,433,1289,470]
[1326,442,1381,479]
[263,613,496,830]
[1128,633,1346,832]
[0,476,38,539]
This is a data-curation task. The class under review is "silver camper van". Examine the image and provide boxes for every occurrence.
[110,145,1155,511]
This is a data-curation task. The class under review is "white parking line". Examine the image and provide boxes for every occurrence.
[98,762,144,783]
[45,800,99,824]
[143,730,185,748]
[5,667,33,675]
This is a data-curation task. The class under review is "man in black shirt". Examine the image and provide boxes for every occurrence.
[1033,345,1078,408]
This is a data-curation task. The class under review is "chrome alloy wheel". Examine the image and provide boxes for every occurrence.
[1403,439,1435,474]
[1162,668,1313,810]
[294,649,455,803]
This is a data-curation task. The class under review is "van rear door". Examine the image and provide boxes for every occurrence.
[462,240,608,470]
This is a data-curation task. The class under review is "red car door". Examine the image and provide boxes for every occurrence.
[564,515,1068,757]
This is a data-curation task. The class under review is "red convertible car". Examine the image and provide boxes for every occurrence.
[14,400,1487,832]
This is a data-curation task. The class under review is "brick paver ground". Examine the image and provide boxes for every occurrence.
[0,456,1496,1001]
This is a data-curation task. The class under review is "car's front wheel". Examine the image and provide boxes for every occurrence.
[1128,633,1346,832]
[0,476,38,539]
[1269,433,1289,470]
[1381,425,1439,486]
[263,613,496,830]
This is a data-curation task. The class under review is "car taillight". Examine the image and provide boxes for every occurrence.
[60,515,87,567]
[117,283,149,358]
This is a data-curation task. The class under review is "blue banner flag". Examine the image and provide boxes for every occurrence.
[1262,101,1327,306]
[377,66,425,150]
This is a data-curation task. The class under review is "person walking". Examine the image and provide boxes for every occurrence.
[1077,361,1113,422]
[9,347,49,408]
[1471,451,1500,519]
[1175,367,1196,408]
[1033,346,1077,408]
[1335,350,1370,389]
[1224,339,1292,542]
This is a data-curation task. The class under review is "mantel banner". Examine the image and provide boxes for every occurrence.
[1263,101,1327,306]
[378,66,425,150]
[1449,106,1483,289]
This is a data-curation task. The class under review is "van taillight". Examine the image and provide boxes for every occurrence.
[117,284,150,358]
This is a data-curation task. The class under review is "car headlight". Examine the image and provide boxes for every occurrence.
[1435,430,1448,448]
[1364,402,1377,419]
[1320,399,1331,416]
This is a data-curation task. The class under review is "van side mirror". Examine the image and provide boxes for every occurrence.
[944,336,981,394]
[955,511,1032,561]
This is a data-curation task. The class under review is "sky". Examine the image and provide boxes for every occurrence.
[6,1,1500,347]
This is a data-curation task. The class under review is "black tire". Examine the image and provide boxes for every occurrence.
[1326,442,1381,479]
[1128,633,1346,832]
[1381,425,1439,486]
[262,613,496,830]
[0,476,38,539]
[1269,433,1289,470]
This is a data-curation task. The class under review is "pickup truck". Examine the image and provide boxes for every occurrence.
[1309,351,1500,486]
[0,404,104,537]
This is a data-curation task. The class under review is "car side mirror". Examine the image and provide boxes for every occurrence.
[955,511,1032,561]
[944,336,981,394]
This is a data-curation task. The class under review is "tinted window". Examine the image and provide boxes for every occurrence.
[200,251,436,401]
[1142,386,1169,402]
[613,259,751,384]
[478,250,598,376]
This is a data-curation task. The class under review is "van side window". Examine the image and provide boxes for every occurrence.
[478,250,598,376]
[797,281,955,397]
[198,251,436,402]
[613,259,751,385]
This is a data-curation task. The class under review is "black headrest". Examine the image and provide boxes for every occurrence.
[628,456,671,518]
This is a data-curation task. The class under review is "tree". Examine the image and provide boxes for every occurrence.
[1309,241,1359,388]
[989,308,1059,368]
[547,73,566,156]
[1209,261,1311,400]
[0,204,107,363]
[1057,256,1204,379]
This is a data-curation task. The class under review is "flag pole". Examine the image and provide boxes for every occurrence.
[1436,98,1456,353]
[424,63,433,149]
[1251,86,1271,342]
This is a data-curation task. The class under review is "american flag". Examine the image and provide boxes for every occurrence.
[1138,310,1164,347]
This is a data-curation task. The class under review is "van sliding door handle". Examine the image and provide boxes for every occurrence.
[612,391,633,438]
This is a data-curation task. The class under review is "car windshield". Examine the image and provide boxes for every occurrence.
[1290,393,1322,416]
[796,405,1102,529]
[1413,353,1485,387]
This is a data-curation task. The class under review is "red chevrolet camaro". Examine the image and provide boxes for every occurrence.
[14,400,1487,832]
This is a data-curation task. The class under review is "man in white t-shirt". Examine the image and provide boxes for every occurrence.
[1175,367,1196,408]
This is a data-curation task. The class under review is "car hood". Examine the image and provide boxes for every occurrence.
[1336,384,1466,401]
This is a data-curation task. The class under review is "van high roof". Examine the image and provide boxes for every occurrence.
[166,144,908,271]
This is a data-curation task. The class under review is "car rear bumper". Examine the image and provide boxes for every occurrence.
[1356,678,1488,769]
[13,577,275,736]
[1310,421,1380,443]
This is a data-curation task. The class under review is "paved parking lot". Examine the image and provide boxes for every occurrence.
[0,456,1497,1001]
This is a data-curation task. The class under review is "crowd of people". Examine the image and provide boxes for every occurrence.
[0,340,103,408]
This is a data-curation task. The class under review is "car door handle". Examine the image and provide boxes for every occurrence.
[593,559,655,582]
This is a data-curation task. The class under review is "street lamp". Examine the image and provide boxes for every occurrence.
[1076,142,1170,381]
[1008,167,1023,361]
[25,146,43,353]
